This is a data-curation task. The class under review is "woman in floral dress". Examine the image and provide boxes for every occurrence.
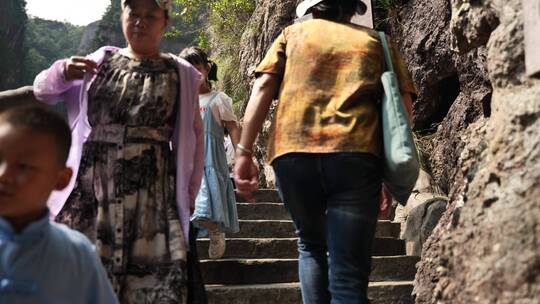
[32,0,204,303]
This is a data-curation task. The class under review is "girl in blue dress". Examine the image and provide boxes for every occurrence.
[179,47,240,259]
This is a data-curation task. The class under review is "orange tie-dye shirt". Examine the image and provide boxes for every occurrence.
[256,19,416,164]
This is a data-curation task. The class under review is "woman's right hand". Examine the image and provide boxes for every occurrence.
[234,154,259,203]
[63,56,98,81]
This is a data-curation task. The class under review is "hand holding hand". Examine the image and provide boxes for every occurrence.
[63,56,98,81]
[234,154,259,203]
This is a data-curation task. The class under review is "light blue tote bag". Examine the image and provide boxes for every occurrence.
[379,31,420,204]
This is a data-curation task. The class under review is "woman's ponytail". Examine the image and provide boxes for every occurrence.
[179,46,219,88]
[208,61,219,82]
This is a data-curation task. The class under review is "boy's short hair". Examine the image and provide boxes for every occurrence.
[0,106,71,164]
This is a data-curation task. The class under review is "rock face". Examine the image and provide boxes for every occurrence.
[387,0,493,194]
[239,0,299,88]
[0,0,28,90]
[78,21,100,53]
[385,0,540,303]
[238,0,299,187]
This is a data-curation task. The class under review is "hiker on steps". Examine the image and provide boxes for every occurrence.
[234,0,416,303]
[180,47,241,260]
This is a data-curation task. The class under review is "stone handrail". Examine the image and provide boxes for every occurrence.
[0,86,40,112]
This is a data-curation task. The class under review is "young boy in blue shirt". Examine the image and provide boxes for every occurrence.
[0,106,118,303]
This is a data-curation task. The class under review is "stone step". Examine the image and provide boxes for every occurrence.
[206,281,414,304]
[236,203,291,220]
[236,189,281,203]
[200,256,419,285]
[197,237,405,259]
[231,220,294,238]
[231,220,401,239]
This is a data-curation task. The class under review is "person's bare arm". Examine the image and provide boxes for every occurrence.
[238,74,280,150]
[234,73,281,200]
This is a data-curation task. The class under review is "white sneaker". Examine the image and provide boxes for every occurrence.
[208,230,226,259]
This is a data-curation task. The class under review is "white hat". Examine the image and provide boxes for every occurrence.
[296,0,368,18]
[296,0,325,18]
[122,0,172,14]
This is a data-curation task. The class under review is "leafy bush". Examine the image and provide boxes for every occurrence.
[174,0,256,107]
[374,0,404,30]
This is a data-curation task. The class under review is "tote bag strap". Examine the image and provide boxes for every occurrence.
[378,31,395,73]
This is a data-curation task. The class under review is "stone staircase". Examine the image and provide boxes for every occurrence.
[197,189,418,304]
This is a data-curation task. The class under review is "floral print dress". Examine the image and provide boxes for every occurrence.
[56,51,188,304]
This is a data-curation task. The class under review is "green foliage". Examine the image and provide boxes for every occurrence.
[375,0,401,11]
[173,0,255,49]
[173,0,256,106]
[194,29,211,50]
[374,0,404,30]
[22,18,85,85]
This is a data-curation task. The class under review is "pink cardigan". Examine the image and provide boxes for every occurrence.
[33,46,204,246]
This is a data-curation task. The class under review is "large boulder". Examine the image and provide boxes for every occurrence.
[394,169,448,256]
[402,198,447,257]
[393,0,540,303]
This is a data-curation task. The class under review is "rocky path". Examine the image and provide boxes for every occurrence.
[198,189,418,304]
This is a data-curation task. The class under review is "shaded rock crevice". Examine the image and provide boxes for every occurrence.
[388,0,493,194]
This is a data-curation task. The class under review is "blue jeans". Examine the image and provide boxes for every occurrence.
[272,153,381,304]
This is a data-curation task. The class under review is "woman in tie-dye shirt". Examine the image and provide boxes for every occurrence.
[234,0,416,303]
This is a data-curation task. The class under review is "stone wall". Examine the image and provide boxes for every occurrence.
[391,0,540,302]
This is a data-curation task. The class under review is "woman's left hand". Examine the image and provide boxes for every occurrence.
[379,185,393,220]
